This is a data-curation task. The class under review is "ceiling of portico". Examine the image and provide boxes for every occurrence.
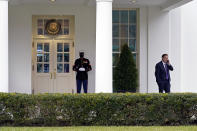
[9,0,193,9]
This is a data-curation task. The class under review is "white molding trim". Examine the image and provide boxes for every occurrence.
[161,0,193,11]
[84,0,95,6]
[96,0,113,2]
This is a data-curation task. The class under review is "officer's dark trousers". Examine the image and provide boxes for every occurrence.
[77,79,88,93]
[157,80,171,93]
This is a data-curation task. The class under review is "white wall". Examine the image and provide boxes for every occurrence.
[9,4,96,94]
[144,1,197,93]
[142,0,197,93]
[139,7,180,93]
[169,8,182,93]
[139,6,184,93]
[181,0,197,93]
[147,7,171,93]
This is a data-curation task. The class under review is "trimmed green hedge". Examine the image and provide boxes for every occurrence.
[1,93,197,126]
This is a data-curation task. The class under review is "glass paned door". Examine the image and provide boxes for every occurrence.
[33,39,75,94]
[34,40,53,93]
[53,40,74,93]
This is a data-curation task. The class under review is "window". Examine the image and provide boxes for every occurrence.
[112,9,137,67]
[36,43,50,73]
[57,43,70,73]
[37,19,69,36]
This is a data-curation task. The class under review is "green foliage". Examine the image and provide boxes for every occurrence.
[113,44,138,93]
[1,93,197,126]
[2,126,197,131]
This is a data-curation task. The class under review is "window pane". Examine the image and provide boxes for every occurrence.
[120,11,128,23]
[64,53,69,62]
[37,64,43,73]
[121,39,128,49]
[57,19,63,25]
[64,64,69,73]
[44,43,49,52]
[113,53,119,66]
[129,10,137,24]
[44,64,49,73]
[44,53,49,62]
[113,25,119,37]
[132,53,137,63]
[129,25,136,38]
[37,54,43,62]
[113,10,119,23]
[120,25,128,37]
[64,28,69,35]
[44,20,48,35]
[58,29,63,35]
[64,43,69,52]
[37,19,43,26]
[57,53,63,62]
[44,19,48,25]
[37,43,43,52]
[44,29,48,35]
[64,20,69,26]
[37,28,43,35]
[57,43,63,52]
[113,39,119,52]
[129,39,136,52]
[57,64,63,73]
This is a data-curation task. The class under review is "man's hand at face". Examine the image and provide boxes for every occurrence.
[167,60,171,65]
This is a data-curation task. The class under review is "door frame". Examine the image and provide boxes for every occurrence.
[31,15,75,94]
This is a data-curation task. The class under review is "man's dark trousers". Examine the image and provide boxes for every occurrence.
[157,80,170,93]
[77,80,88,93]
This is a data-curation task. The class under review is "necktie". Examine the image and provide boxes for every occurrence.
[164,64,169,80]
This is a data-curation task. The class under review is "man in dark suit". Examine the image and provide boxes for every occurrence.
[155,54,174,93]
[73,52,92,93]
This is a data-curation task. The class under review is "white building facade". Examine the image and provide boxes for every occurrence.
[0,0,197,94]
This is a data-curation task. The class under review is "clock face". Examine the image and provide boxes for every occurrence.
[45,19,61,35]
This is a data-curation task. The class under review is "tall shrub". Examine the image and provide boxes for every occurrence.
[113,44,138,92]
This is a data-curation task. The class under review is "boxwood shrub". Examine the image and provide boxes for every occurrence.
[1,93,197,126]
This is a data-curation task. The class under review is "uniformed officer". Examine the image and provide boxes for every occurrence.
[73,52,92,93]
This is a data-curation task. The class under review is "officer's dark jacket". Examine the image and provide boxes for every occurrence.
[155,61,173,84]
[73,58,92,80]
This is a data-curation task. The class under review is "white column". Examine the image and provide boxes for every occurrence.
[0,0,8,93]
[95,0,113,93]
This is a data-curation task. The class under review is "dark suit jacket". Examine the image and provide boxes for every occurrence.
[155,61,173,84]
[73,58,92,80]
